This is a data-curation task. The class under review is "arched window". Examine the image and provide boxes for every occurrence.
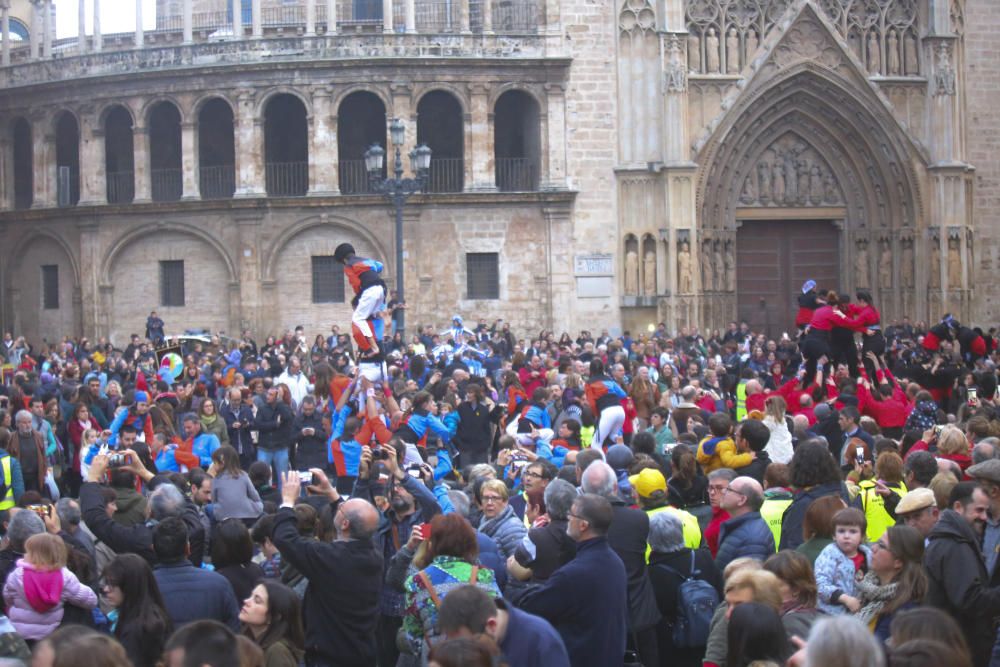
[4,18,29,42]
[494,90,540,191]
[337,91,386,195]
[11,117,32,210]
[264,94,309,197]
[198,99,235,199]
[55,112,80,207]
[104,106,134,204]
[149,102,183,202]
[417,91,464,193]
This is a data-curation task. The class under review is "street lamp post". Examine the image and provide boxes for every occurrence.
[364,118,431,339]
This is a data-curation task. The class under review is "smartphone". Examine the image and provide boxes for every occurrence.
[417,523,431,540]
[855,446,865,462]
[108,453,133,468]
[27,504,50,519]
[968,387,978,401]
[299,471,313,485]
[406,463,423,478]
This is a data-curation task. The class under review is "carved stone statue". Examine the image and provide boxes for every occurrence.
[904,32,918,75]
[746,28,758,61]
[810,164,824,204]
[887,29,900,75]
[867,32,880,75]
[625,249,639,295]
[688,33,701,72]
[726,27,739,73]
[900,239,914,287]
[757,161,771,203]
[879,242,893,289]
[948,238,962,288]
[714,242,725,292]
[824,172,840,204]
[797,160,810,205]
[643,250,656,295]
[783,153,798,203]
[855,241,870,288]
[934,43,956,96]
[740,173,756,203]
[665,35,687,92]
[725,242,735,291]
[772,162,785,204]
[706,28,720,74]
[677,241,692,293]
[929,241,941,288]
[701,240,714,290]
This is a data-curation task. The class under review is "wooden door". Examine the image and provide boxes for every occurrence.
[736,220,840,338]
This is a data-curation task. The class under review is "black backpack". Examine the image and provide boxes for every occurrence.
[654,550,719,648]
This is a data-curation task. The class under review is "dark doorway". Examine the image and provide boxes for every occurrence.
[11,117,32,209]
[494,90,540,191]
[55,112,80,207]
[264,94,309,197]
[104,105,135,204]
[198,98,235,199]
[416,91,464,193]
[736,219,840,337]
[337,91,386,194]
[149,102,183,202]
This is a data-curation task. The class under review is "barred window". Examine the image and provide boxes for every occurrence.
[312,256,345,303]
[466,253,500,300]
[160,260,185,307]
[41,265,59,310]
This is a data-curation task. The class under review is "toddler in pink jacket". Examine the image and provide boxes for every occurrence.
[3,532,97,640]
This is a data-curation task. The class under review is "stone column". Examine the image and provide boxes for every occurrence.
[236,214,263,333]
[252,0,262,37]
[31,114,53,207]
[309,87,337,195]
[459,0,470,33]
[77,218,102,337]
[2,1,11,67]
[183,0,193,43]
[30,0,41,59]
[134,0,144,48]
[181,121,200,200]
[468,83,494,190]
[42,0,52,58]
[78,110,106,205]
[389,84,415,170]
[405,0,415,33]
[232,0,243,38]
[383,0,394,32]
[542,204,574,330]
[306,0,316,35]
[132,124,151,202]
[77,0,86,52]
[482,0,492,33]
[326,0,336,33]
[234,90,264,197]
[93,0,102,52]
[542,83,567,188]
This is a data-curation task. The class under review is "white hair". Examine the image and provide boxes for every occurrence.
[805,616,884,667]
[580,461,618,498]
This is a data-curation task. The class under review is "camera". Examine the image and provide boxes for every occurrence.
[372,447,391,461]
[855,446,865,463]
[27,504,50,519]
[108,453,132,468]
[406,463,423,478]
[299,471,314,485]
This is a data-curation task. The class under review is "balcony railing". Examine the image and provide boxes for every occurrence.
[339,160,373,194]
[200,165,236,199]
[492,0,538,32]
[425,157,464,193]
[416,0,462,32]
[496,157,539,192]
[265,161,309,196]
[151,168,183,202]
[192,11,231,31]
[107,171,135,204]
[262,6,306,27]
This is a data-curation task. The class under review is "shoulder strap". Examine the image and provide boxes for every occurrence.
[468,565,480,583]
[417,570,443,608]
[689,549,700,578]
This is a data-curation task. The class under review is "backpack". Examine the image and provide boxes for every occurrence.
[654,551,719,648]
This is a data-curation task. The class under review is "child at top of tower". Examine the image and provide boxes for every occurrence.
[333,242,387,359]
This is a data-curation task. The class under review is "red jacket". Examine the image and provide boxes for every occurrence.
[845,304,881,332]
[857,383,909,428]
[704,507,731,557]
[746,392,766,414]
[518,366,544,397]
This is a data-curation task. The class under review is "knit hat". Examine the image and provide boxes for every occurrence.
[606,444,634,471]
[802,280,817,294]
[814,403,832,420]
[628,468,667,498]
[134,391,149,404]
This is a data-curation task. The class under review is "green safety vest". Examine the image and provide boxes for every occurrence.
[859,480,908,543]
[0,456,13,511]
[761,495,793,551]
[736,380,748,421]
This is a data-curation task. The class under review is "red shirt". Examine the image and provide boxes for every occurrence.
[704,507,731,557]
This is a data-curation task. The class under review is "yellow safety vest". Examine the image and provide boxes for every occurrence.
[645,505,703,561]
[736,381,748,422]
[0,456,13,510]
[858,480,908,543]
[760,495,793,551]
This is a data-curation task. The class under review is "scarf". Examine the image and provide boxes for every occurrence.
[855,571,899,626]
[200,413,218,430]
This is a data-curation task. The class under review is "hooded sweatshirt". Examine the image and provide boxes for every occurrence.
[3,560,98,640]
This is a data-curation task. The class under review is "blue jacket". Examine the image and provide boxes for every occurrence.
[190,433,220,469]
[153,560,239,630]
[815,541,871,615]
[479,504,527,560]
[518,537,628,667]
[155,445,184,473]
[715,511,775,571]
[476,532,509,593]
[497,599,570,667]
[780,481,851,550]
[0,452,24,503]
[403,411,452,445]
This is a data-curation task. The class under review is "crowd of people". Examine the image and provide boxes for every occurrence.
[0,282,997,667]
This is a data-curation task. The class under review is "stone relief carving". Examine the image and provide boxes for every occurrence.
[624,248,639,295]
[900,238,914,288]
[677,241,693,293]
[619,0,656,34]
[737,134,844,207]
[701,239,714,290]
[724,241,735,291]
[948,237,962,287]
[855,240,870,288]
[665,35,688,92]
[929,239,941,289]
[643,249,657,295]
[879,240,893,289]
[933,42,956,96]
[689,33,701,72]
[685,0,920,76]
[713,241,725,293]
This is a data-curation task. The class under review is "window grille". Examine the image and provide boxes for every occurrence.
[312,256,346,303]
[160,260,186,307]
[42,265,59,310]
[466,253,500,300]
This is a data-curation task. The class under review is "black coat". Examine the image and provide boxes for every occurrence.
[513,518,577,582]
[454,401,501,460]
[255,401,295,451]
[779,481,850,551]
[925,510,1000,667]
[272,505,383,666]
[292,411,328,471]
[607,498,662,632]
[648,548,724,667]
[518,537,628,667]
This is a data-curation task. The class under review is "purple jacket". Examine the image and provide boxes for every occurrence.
[3,560,97,639]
